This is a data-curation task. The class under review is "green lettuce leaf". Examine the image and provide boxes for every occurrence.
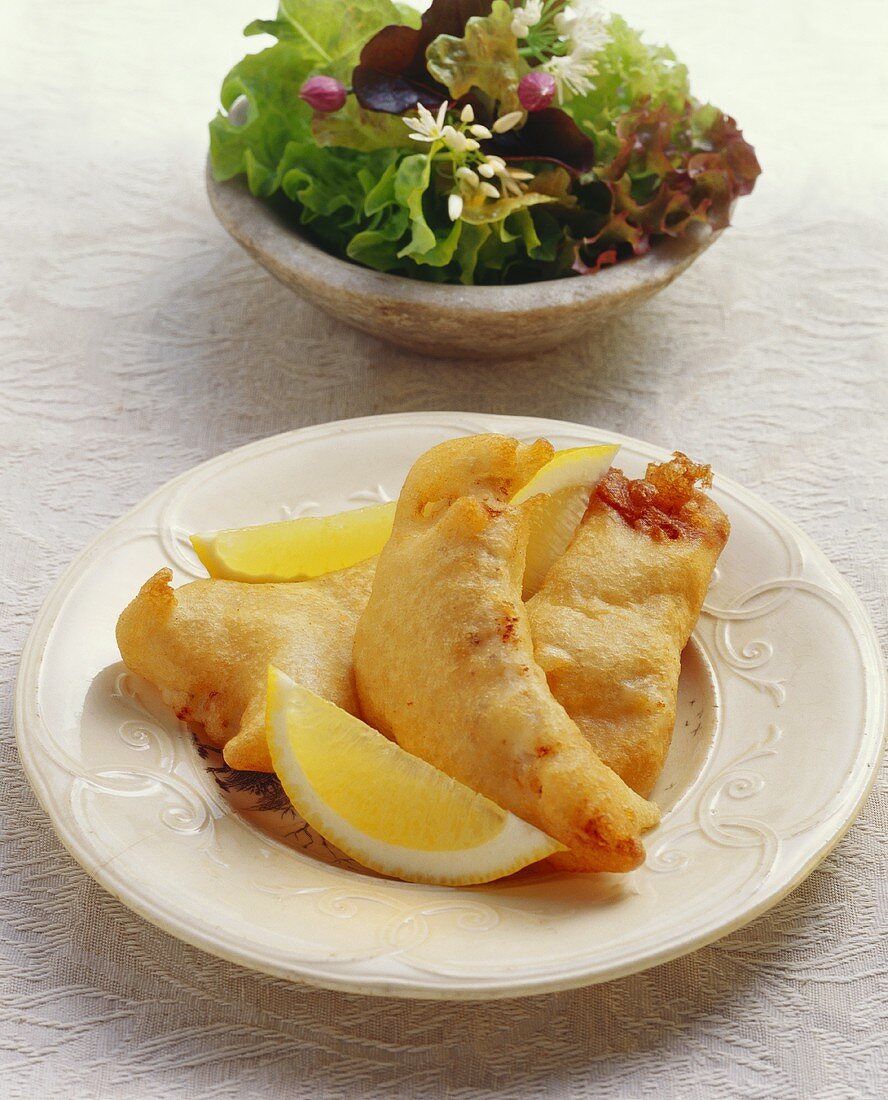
[394,153,437,257]
[426,0,526,113]
[210,0,414,196]
[460,191,556,226]
[312,98,412,152]
[210,4,760,285]
[248,0,416,79]
[388,153,462,268]
[453,222,490,283]
[209,43,316,196]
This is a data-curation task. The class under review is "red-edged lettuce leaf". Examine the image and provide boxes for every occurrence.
[573,100,761,273]
[353,0,493,114]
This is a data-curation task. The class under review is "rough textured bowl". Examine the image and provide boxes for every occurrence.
[207,163,719,359]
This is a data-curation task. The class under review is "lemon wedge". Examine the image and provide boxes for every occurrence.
[515,444,619,597]
[191,501,396,582]
[190,443,617,589]
[266,668,563,884]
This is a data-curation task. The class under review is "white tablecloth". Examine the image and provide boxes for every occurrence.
[2,1,886,1096]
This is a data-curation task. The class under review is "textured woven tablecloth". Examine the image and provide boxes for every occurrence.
[2,1,886,1096]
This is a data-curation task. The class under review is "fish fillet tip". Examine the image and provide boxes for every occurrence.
[116,568,177,657]
[222,736,270,772]
[549,834,646,874]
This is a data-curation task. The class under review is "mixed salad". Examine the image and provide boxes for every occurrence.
[210,1,760,285]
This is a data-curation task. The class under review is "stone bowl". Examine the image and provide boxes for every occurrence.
[207,163,720,359]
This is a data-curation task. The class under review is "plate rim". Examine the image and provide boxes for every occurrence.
[15,411,888,1000]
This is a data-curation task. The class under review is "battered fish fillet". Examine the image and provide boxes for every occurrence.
[528,454,730,798]
[116,560,375,771]
[352,434,660,874]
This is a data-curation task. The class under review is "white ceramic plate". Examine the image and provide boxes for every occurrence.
[16,413,886,1000]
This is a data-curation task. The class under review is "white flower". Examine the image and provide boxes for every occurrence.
[448,192,464,221]
[492,110,525,134]
[468,123,493,140]
[511,0,544,40]
[554,0,611,85]
[548,0,610,101]
[570,19,610,56]
[543,53,597,99]
[403,100,449,143]
[555,0,609,41]
[460,103,475,124]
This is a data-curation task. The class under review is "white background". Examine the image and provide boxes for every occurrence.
[2,1,886,1096]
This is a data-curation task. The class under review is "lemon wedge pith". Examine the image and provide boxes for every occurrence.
[266,668,564,885]
[515,444,619,597]
[191,501,395,582]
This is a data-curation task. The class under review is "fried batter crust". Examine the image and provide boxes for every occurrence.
[116,561,375,772]
[529,454,730,797]
[353,434,660,874]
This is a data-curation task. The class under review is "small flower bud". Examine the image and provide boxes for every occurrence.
[442,125,470,153]
[300,75,347,113]
[517,71,556,112]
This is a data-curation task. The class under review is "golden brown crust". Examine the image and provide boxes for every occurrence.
[595,452,730,545]
[529,454,729,797]
[115,443,726,875]
[116,561,375,772]
[353,434,660,874]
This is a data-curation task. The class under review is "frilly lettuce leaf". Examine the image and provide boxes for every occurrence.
[312,98,413,152]
[267,132,572,285]
[565,15,691,165]
[426,0,525,114]
[394,153,437,257]
[280,143,377,221]
[247,0,417,80]
[557,15,761,273]
[210,0,415,195]
[209,43,316,196]
[211,3,760,284]
[391,154,463,268]
[571,102,761,273]
[353,0,494,114]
